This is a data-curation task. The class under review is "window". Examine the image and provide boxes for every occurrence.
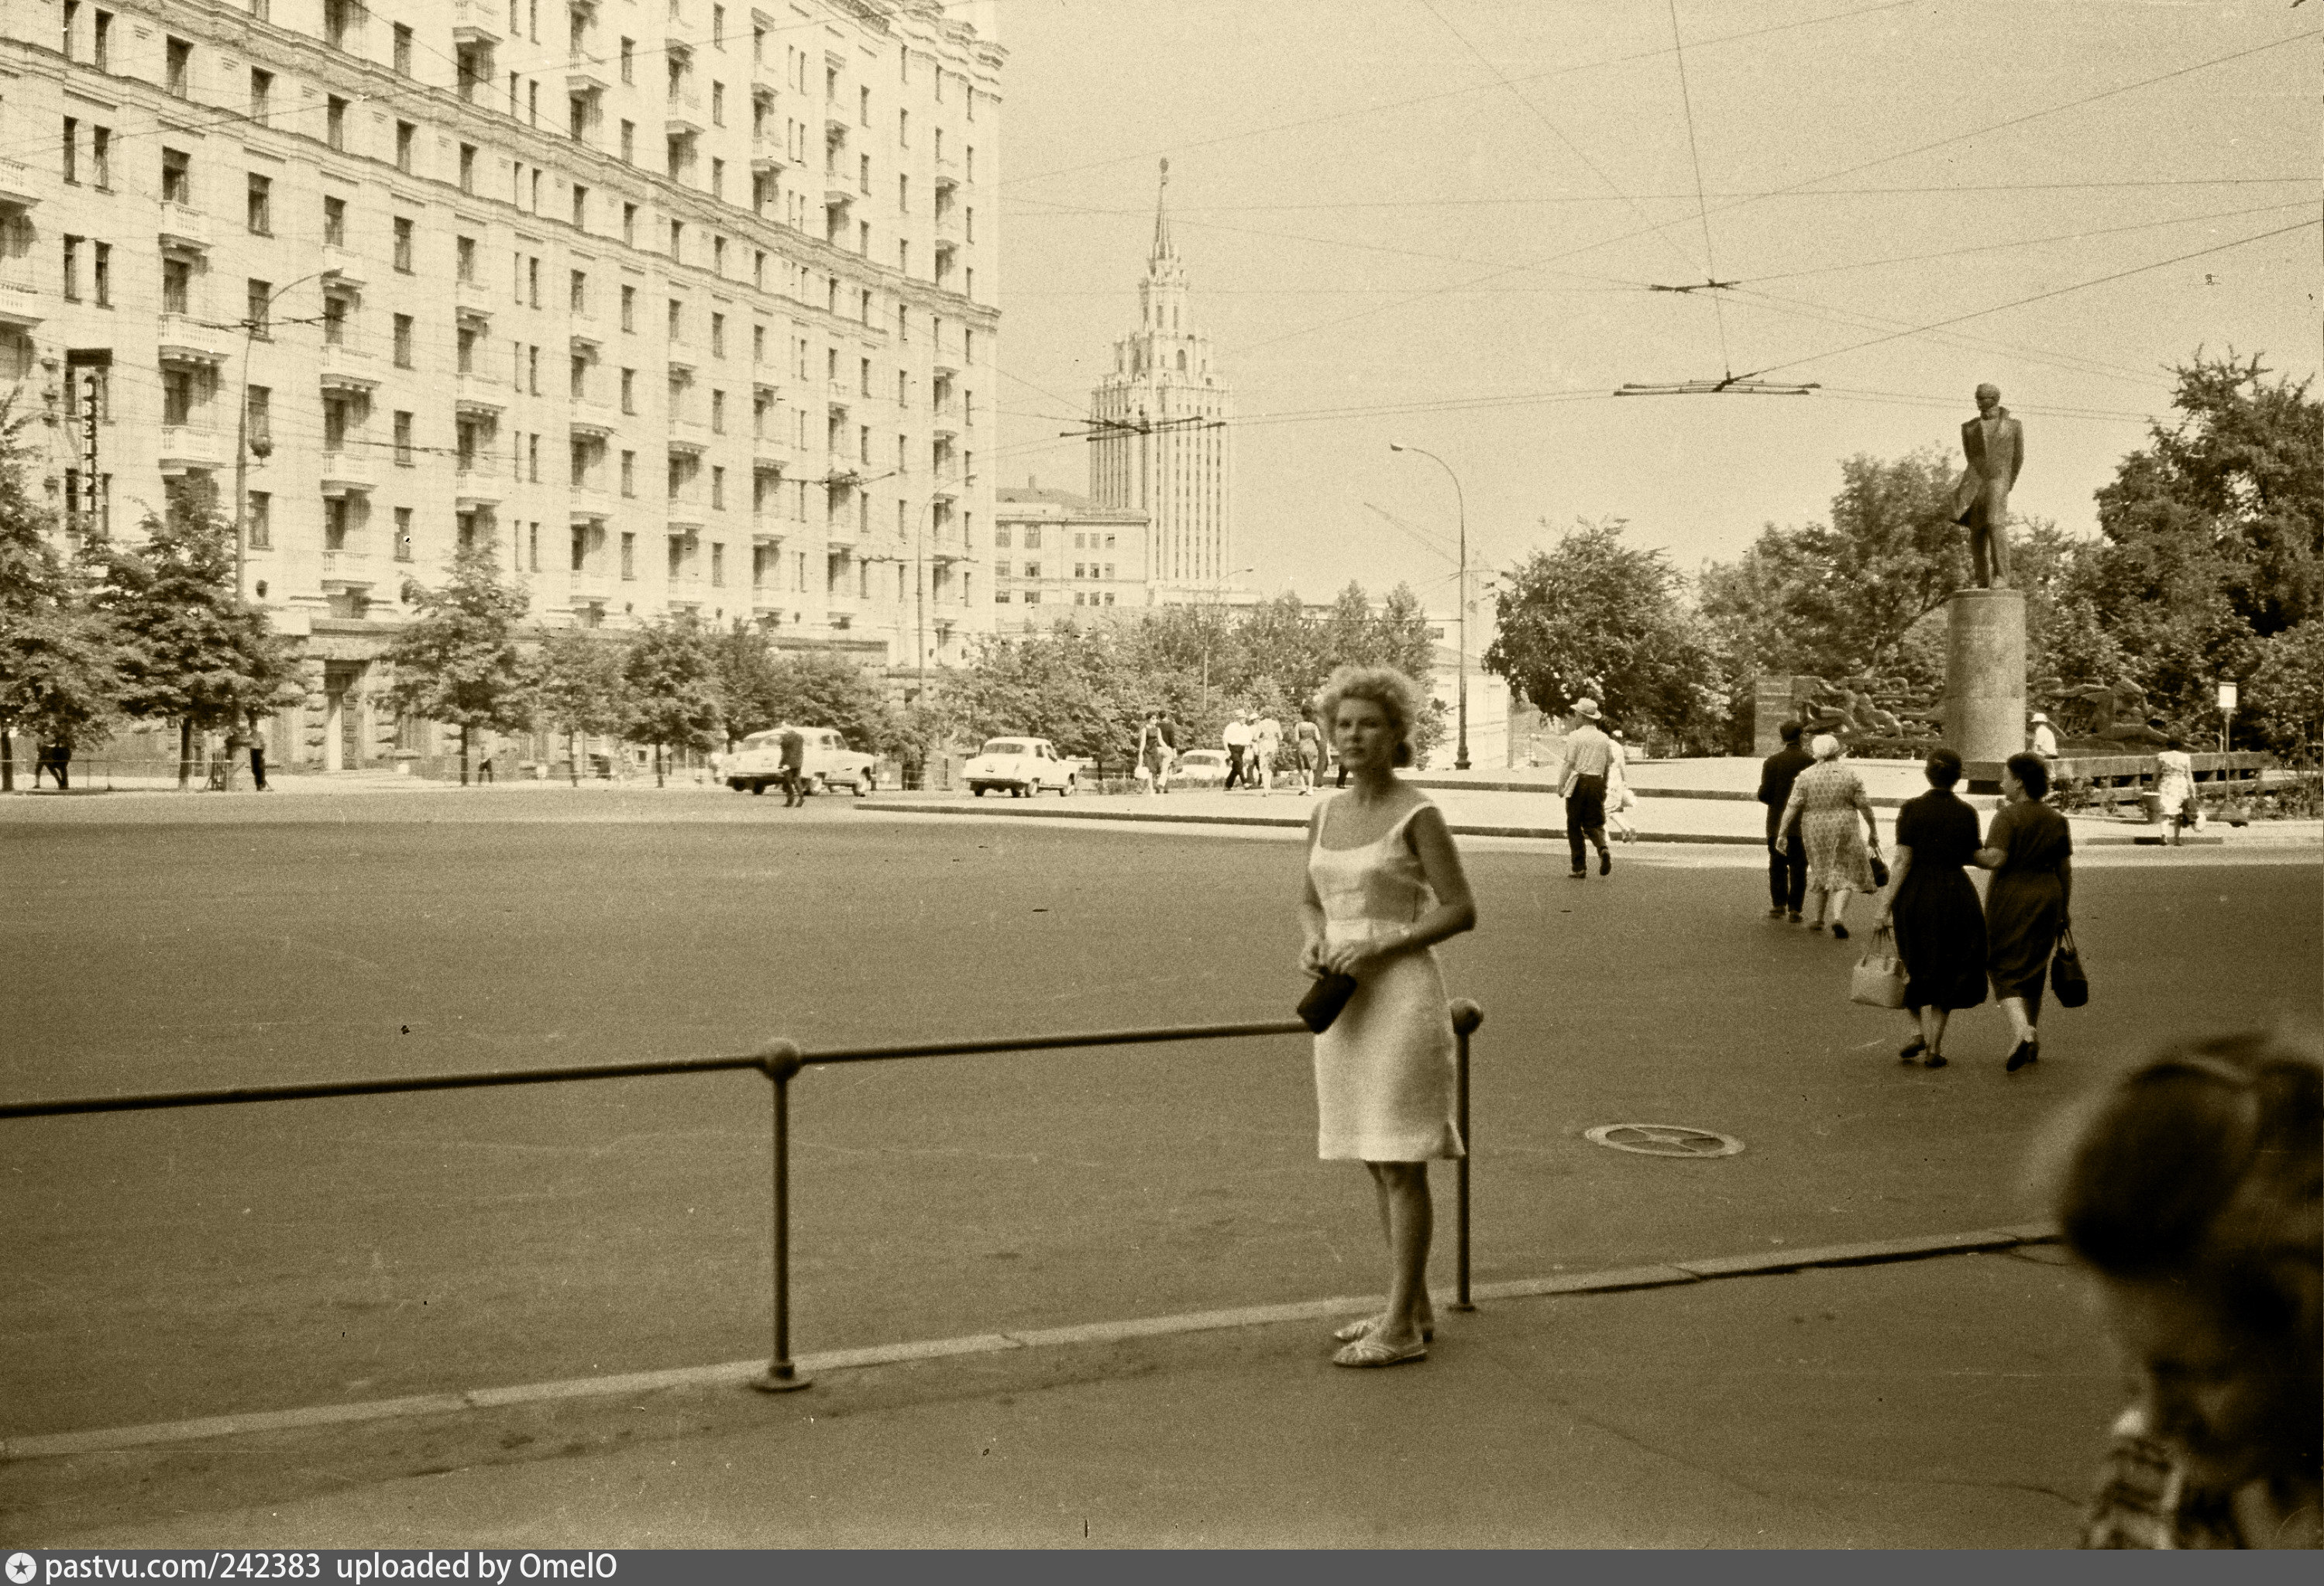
[394,507,413,562]
[571,184,588,228]
[859,153,870,193]
[712,467,726,511]
[711,390,726,433]
[858,85,870,126]
[667,298,682,341]
[393,314,414,367]
[395,122,416,174]
[622,202,638,246]
[570,525,586,573]
[569,356,586,399]
[712,82,725,126]
[459,143,477,194]
[317,198,345,249]
[529,432,541,482]
[621,532,636,578]
[859,358,871,397]
[528,344,541,394]
[710,157,725,200]
[249,493,273,549]
[456,236,477,281]
[321,294,347,346]
[393,217,414,273]
[394,411,414,466]
[88,126,111,190]
[669,218,683,258]
[752,325,766,364]
[326,96,349,150]
[621,38,634,83]
[394,23,414,76]
[165,36,192,98]
[621,368,636,413]
[570,270,587,315]
[61,236,81,301]
[246,174,272,235]
[621,451,636,497]
[456,325,478,372]
[60,122,81,188]
[621,285,635,332]
[246,387,270,450]
[92,8,112,67]
[529,523,541,573]
[325,497,352,551]
[528,256,542,308]
[249,69,273,122]
[710,312,726,357]
[323,0,356,50]
[89,242,111,307]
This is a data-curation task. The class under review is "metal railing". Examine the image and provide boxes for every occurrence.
[0,1002,1483,1393]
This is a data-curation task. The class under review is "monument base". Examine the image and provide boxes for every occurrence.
[1944,588,2027,780]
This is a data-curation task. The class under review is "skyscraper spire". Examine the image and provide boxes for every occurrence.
[1150,158,1174,264]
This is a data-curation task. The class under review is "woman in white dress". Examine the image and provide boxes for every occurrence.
[1298,666,1478,1368]
[1606,728,1638,842]
[2154,735,2199,845]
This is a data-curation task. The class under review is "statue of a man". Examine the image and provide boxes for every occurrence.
[1949,384,2023,588]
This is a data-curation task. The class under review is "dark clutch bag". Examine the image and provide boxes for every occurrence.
[1297,972,1360,1034]
[1869,855,1891,889]
[2050,927,2089,1009]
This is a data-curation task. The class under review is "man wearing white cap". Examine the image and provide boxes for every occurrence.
[2030,710,2059,762]
[1560,699,1616,878]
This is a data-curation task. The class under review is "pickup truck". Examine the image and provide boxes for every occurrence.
[724,726,880,796]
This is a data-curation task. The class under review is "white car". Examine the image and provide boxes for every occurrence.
[965,736,1078,798]
[1171,748,1229,787]
[725,726,880,796]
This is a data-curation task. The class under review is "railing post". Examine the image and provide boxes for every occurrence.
[1449,999,1482,1312]
[754,1039,812,1392]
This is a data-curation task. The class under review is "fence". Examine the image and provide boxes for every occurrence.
[0,1002,1483,1393]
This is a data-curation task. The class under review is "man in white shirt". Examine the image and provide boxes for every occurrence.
[1222,710,1255,791]
[1560,699,1616,878]
[2030,710,2060,762]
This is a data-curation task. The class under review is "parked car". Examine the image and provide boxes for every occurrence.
[965,736,1078,797]
[724,726,880,796]
[1173,748,1229,787]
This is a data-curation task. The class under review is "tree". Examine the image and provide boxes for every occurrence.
[2083,351,2324,722]
[0,397,119,790]
[93,480,304,789]
[937,624,1140,765]
[1487,518,1726,750]
[621,613,723,786]
[2247,621,2324,758]
[531,625,629,785]
[708,626,902,755]
[382,539,535,785]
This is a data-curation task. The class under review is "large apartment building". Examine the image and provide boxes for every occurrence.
[0,0,999,769]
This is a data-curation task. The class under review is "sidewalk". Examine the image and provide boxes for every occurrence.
[11,1237,2119,1548]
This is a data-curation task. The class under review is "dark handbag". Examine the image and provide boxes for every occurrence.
[1297,972,1360,1034]
[2049,926,2089,1009]
[1869,854,1890,889]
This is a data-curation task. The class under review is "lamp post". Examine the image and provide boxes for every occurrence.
[1389,442,1469,770]
[232,267,339,604]
[1198,564,1255,716]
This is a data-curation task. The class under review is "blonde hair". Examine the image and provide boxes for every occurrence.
[1810,733,1842,762]
[1315,665,1422,769]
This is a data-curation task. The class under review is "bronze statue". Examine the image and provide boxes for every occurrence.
[2048,679,2170,748]
[1949,384,2023,589]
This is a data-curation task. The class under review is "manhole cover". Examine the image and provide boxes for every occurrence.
[1585,1123,1744,1158]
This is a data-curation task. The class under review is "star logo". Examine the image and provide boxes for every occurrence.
[7,1552,40,1584]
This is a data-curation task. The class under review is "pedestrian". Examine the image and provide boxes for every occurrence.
[1605,728,1638,843]
[2030,710,2061,763]
[1559,699,1615,878]
[1292,714,1322,793]
[1137,710,1176,794]
[1758,721,1815,920]
[246,714,270,791]
[1222,710,1253,791]
[2155,735,2199,845]
[778,726,806,806]
[1777,733,1882,937]
[1975,751,2072,1072]
[2050,1031,2321,1549]
[1252,708,1284,797]
[1298,664,1477,1368]
[1870,747,1987,1068]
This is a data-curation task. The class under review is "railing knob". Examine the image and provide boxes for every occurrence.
[1449,999,1483,1036]
[756,1037,803,1082]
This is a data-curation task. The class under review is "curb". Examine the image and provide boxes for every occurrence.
[0,1222,2059,1462]
[1408,779,1914,810]
[851,801,1769,846]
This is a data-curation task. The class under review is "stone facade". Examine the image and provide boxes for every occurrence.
[2,0,1001,769]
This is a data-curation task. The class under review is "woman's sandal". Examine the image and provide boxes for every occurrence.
[1334,1316,1434,1344]
[1332,1336,1428,1368]
[2006,1039,2040,1073]
[1899,1035,1927,1062]
[1922,1051,1948,1068]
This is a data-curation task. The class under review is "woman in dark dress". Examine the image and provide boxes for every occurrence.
[1872,747,1986,1068]
[1977,752,2074,1072]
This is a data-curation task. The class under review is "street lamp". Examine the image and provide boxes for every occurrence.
[1389,442,1470,770]
[1198,565,1255,714]
[233,267,339,604]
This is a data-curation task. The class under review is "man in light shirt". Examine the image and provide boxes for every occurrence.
[1222,710,1254,791]
[2030,710,2060,762]
[1560,699,1616,878]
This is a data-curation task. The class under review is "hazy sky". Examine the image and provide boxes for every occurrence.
[988,0,2319,620]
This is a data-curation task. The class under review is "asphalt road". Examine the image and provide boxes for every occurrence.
[3,790,2317,1437]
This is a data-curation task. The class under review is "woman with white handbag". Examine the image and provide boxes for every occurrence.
[1871,747,1989,1068]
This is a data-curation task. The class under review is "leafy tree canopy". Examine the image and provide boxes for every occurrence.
[0,397,119,754]
[622,614,724,772]
[382,538,537,741]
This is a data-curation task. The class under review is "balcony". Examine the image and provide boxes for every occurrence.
[319,452,376,496]
[751,520,786,545]
[455,373,504,415]
[321,245,367,287]
[0,157,40,210]
[455,277,494,316]
[318,342,379,392]
[664,91,705,138]
[751,134,786,177]
[0,276,44,329]
[666,509,706,535]
[752,444,787,474]
[454,468,500,508]
[452,0,504,44]
[156,425,222,475]
[569,406,614,440]
[156,315,230,366]
[667,427,707,457]
[823,185,855,210]
[824,115,849,142]
[157,203,210,253]
[566,58,610,96]
[569,569,610,603]
[569,483,609,516]
[934,208,961,243]
[932,156,959,192]
[320,549,377,589]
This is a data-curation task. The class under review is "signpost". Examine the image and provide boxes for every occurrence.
[2217,679,2238,754]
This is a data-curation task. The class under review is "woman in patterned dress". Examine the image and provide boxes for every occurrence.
[1297,666,1477,1368]
[2053,1033,2320,1548]
[1777,734,1883,940]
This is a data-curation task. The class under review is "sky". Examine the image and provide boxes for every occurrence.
[985,0,2319,624]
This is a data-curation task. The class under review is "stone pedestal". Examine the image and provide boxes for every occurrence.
[1944,587,2026,787]
[1752,675,1802,755]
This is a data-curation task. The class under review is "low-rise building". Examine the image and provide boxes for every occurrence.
[991,481,1147,630]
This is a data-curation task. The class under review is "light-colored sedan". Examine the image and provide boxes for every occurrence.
[1172,748,1229,787]
[965,736,1078,798]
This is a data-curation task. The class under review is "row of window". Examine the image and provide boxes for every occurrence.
[993,562,1119,581]
[995,590,1119,607]
[993,527,1127,552]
